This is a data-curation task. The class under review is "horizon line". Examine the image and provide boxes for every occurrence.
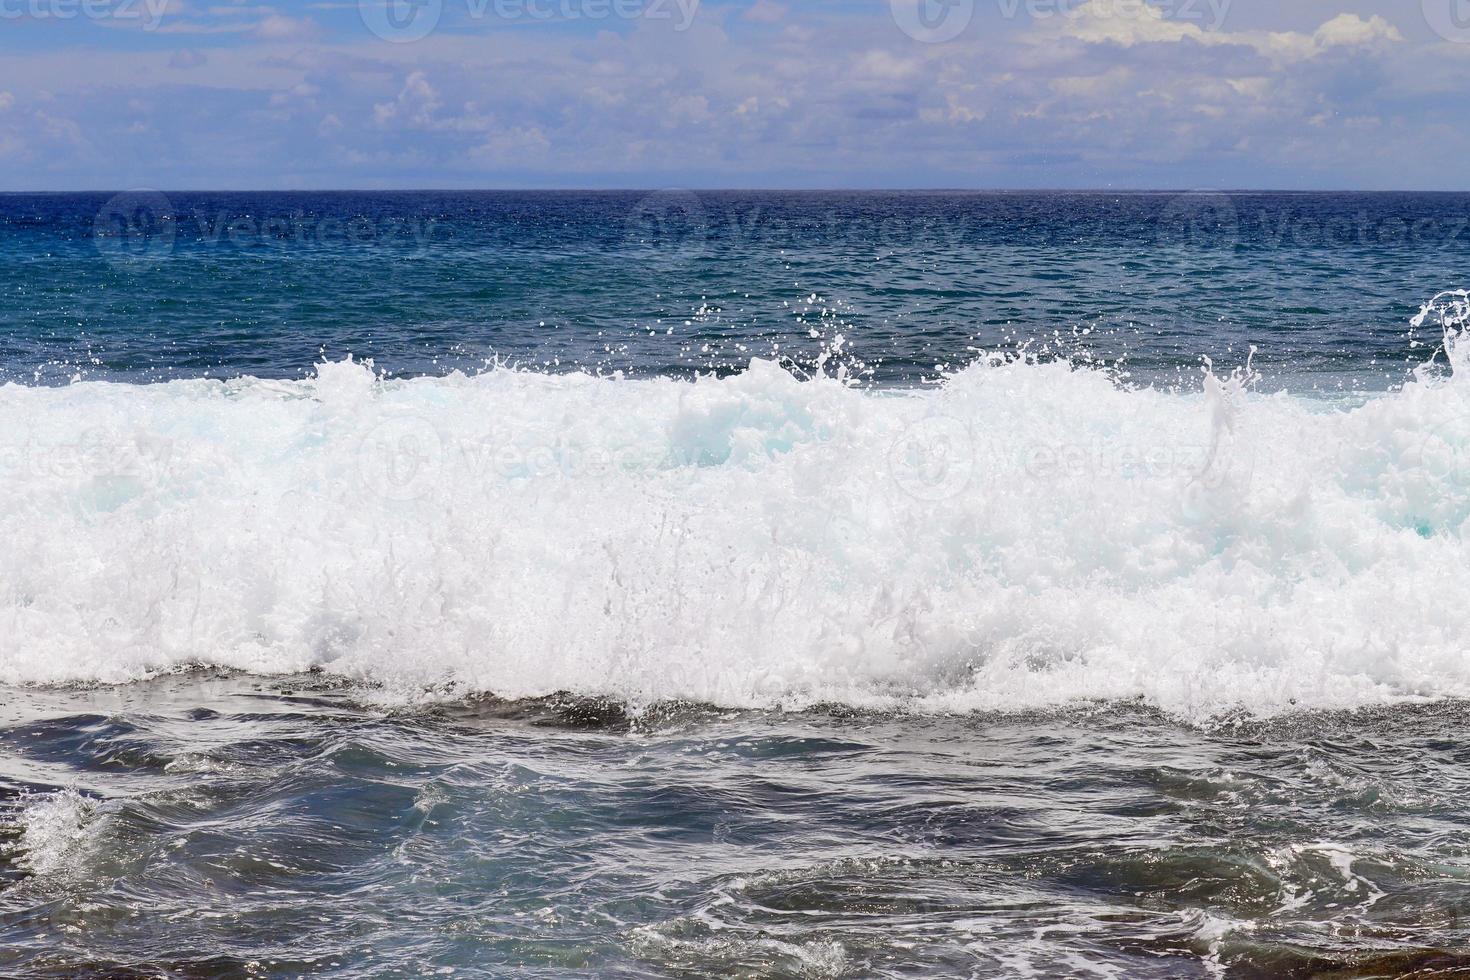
[5,187,1470,196]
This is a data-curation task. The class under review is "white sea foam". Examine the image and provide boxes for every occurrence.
[2,308,1469,720]
[5,790,104,878]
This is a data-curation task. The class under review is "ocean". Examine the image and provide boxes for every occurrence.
[2,191,1469,976]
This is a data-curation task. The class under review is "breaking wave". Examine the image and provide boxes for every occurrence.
[2,295,1469,720]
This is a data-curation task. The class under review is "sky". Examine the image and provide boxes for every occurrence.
[2,0,1469,189]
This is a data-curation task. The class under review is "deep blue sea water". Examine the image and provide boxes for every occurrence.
[3,192,1470,977]
[6,190,1470,386]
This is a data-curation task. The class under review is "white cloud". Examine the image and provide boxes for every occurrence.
[669,94,713,124]
[374,71,440,127]
[0,1,1461,189]
[1051,66,1133,99]
[253,13,319,39]
[1049,3,1403,65]
[1225,77,1271,101]
[1055,1,1205,46]
[1314,14,1402,50]
[742,0,786,24]
[852,50,920,82]
[168,48,208,68]
[472,126,551,165]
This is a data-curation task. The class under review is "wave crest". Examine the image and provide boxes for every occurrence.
[2,335,1468,720]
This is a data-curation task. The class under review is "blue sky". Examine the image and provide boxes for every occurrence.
[2,0,1468,189]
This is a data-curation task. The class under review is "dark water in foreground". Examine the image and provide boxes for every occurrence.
[3,677,1470,978]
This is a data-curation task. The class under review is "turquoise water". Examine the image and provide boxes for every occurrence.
[3,192,1470,976]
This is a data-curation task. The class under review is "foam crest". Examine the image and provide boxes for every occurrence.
[1413,290,1470,376]
[4,790,104,878]
[2,336,1468,720]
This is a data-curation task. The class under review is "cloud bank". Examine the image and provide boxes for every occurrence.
[0,0,1466,188]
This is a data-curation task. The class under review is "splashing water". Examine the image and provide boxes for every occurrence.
[9,193,1470,979]
[1,299,1468,720]
[3,791,103,879]
[1412,289,1470,375]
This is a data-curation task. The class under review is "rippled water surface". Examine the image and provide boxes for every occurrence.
[4,190,1469,387]
[2,677,1470,978]
[4,192,1470,976]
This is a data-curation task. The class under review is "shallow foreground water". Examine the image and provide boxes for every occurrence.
[3,675,1470,978]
